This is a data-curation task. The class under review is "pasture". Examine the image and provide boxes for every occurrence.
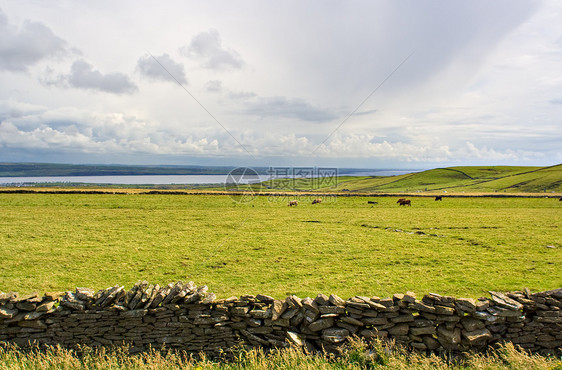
[0,192,560,299]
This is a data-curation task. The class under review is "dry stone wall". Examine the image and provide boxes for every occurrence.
[1,282,561,356]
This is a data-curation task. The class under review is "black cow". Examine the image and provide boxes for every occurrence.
[435,196,442,201]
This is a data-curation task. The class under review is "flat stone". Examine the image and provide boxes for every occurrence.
[434,305,455,315]
[120,309,148,318]
[318,305,345,315]
[329,294,345,307]
[0,306,18,319]
[387,323,409,336]
[410,326,436,336]
[489,291,523,311]
[462,328,492,345]
[455,298,476,313]
[287,331,303,346]
[390,314,414,323]
[322,327,350,343]
[411,300,436,313]
[461,318,486,331]
[340,316,364,327]
[15,301,36,311]
[301,297,319,313]
[315,293,330,305]
[308,318,334,332]
[437,326,461,344]
[271,300,286,321]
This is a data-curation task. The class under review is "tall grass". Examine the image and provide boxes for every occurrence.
[0,340,560,369]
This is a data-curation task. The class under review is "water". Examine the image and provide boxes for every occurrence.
[0,170,417,186]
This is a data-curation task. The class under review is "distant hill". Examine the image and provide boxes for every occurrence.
[0,163,239,176]
[330,164,562,193]
[0,162,383,177]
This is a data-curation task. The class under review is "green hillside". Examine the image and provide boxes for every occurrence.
[323,165,562,193]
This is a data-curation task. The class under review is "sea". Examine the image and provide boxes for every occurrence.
[0,170,417,186]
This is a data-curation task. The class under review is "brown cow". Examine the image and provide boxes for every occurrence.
[398,199,411,206]
[312,198,322,204]
[397,198,406,204]
[288,200,298,207]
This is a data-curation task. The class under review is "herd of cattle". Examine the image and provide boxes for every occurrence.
[287,196,447,206]
[287,196,562,206]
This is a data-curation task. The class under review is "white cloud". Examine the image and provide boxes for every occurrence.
[0,1,561,168]
[180,29,245,70]
[136,53,187,85]
[0,8,68,72]
[45,59,138,94]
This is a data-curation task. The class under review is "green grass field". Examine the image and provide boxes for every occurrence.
[1,193,560,299]
[260,164,562,193]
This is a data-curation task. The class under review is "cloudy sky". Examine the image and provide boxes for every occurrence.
[0,1,561,169]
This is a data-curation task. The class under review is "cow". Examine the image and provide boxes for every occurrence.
[367,201,377,204]
[288,200,298,207]
[312,198,322,204]
[398,199,411,206]
[435,196,442,201]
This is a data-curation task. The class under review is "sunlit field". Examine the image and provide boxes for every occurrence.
[0,192,560,299]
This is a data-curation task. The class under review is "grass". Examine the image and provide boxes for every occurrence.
[0,340,560,369]
[0,193,560,299]
[258,164,562,193]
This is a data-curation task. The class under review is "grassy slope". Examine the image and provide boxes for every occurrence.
[1,194,560,299]
[323,165,562,193]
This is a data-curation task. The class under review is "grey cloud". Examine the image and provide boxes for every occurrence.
[54,60,138,94]
[181,29,244,70]
[549,98,562,105]
[136,53,187,85]
[244,96,337,122]
[205,80,222,93]
[0,9,67,72]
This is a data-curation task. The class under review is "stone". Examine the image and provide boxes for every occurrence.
[361,317,388,326]
[489,291,523,311]
[423,336,441,350]
[23,311,44,321]
[455,298,476,313]
[434,305,455,315]
[340,316,364,327]
[15,301,36,311]
[403,291,416,303]
[17,320,47,329]
[301,297,319,313]
[0,306,18,319]
[271,300,286,321]
[462,328,492,345]
[308,318,334,332]
[322,328,350,343]
[390,314,414,323]
[318,305,345,315]
[120,309,148,318]
[388,323,409,336]
[437,326,461,344]
[409,326,436,336]
[75,287,95,301]
[314,293,330,306]
[328,294,345,307]
[411,300,436,313]
[360,328,388,339]
[287,331,303,346]
[461,318,485,331]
